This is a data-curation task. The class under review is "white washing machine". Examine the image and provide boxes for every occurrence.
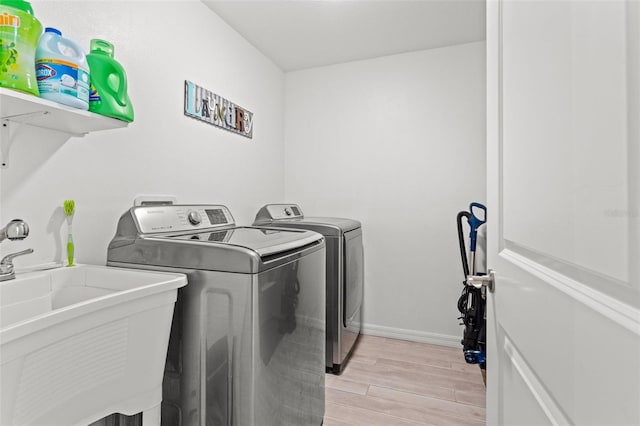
[254,204,364,374]
[107,204,326,425]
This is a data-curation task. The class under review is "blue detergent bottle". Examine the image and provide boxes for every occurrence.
[35,27,90,109]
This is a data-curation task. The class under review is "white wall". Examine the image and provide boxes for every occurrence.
[0,1,285,267]
[284,42,486,344]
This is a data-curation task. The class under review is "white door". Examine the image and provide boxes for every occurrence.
[486,0,640,424]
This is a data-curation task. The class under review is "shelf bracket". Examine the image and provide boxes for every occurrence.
[1,111,49,169]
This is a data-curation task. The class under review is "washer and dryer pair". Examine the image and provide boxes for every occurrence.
[106,202,363,426]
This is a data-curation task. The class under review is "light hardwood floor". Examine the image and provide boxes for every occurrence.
[323,335,486,426]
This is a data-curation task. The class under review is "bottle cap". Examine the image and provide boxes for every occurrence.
[0,0,34,15]
[90,39,114,57]
[44,27,61,35]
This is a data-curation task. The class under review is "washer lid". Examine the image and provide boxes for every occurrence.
[154,226,321,258]
[107,204,325,273]
[264,217,361,237]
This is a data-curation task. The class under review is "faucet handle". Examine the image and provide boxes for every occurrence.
[0,248,34,281]
[1,248,34,265]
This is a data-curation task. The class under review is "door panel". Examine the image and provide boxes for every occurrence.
[501,335,562,426]
[492,255,640,424]
[501,0,631,292]
[487,1,640,424]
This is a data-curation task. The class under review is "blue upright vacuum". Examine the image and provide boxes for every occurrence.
[456,202,487,370]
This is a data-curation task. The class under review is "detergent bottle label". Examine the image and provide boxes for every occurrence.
[0,5,42,95]
[89,82,101,102]
[35,58,89,102]
[0,12,22,74]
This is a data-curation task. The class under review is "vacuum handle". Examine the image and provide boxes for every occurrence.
[457,211,472,278]
[468,202,486,252]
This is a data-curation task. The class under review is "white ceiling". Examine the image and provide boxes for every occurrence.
[202,0,486,72]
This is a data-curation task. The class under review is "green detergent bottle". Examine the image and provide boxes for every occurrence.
[0,0,42,95]
[86,39,134,122]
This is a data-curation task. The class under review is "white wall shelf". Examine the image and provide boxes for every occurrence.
[0,88,128,168]
[0,87,128,135]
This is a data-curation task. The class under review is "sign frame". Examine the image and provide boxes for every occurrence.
[184,80,253,139]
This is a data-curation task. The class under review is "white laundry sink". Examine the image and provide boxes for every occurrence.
[0,265,187,426]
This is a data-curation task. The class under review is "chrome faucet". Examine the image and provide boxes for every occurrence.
[0,219,33,282]
[1,249,34,282]
[0,219,30,242]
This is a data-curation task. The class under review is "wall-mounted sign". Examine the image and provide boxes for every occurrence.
[184,80,253,139]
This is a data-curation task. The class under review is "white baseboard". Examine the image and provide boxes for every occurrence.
[360,323,461,349]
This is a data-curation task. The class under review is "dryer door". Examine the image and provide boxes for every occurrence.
[343,228,364,328]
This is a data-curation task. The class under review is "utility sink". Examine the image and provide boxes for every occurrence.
[0,265,187,426]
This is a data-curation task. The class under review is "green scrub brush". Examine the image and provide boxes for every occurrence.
[63,199,75,267]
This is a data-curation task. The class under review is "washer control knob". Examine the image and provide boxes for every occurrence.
[285,207,292,216]
[187,210,202,225]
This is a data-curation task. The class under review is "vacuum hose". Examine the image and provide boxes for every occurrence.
[456,211,471,278]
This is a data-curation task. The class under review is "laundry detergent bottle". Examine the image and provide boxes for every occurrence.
[0,0,42,95]
[86,39,134,122]
[35,27,90,109]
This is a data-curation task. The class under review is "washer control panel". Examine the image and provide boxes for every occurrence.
[264,204,304,220]
[133,204,234,233]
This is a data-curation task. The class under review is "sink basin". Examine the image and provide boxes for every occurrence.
[0,265,187,426]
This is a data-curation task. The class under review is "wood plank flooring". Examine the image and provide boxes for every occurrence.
[324,335,486,426]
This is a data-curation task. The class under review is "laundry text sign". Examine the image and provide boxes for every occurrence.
[184,80,253,139]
